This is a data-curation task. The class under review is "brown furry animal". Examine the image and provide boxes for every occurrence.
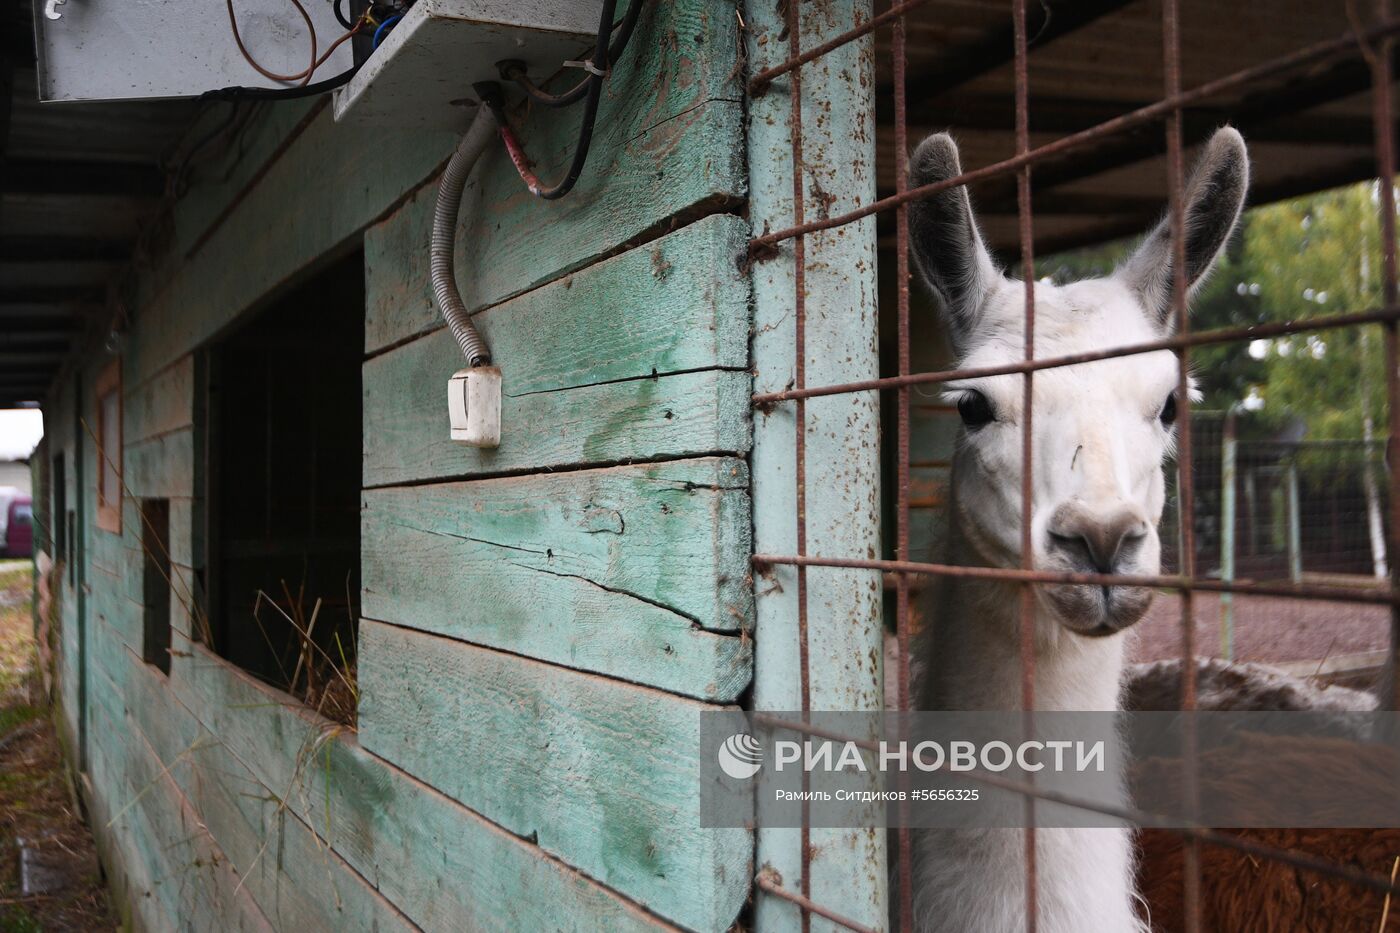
[1128,660,1399,932]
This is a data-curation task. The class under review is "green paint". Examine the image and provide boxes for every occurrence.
[358,619,750,932]
[363,458,752,700]
[363,214,752,487]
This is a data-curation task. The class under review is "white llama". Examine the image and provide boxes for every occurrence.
[906,127,1250,932]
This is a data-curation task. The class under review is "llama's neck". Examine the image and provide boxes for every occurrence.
[917,512,1128,713]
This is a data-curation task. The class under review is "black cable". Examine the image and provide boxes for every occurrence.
[500,0,644,108]
[199,59,362,101]
[333,0,355,30]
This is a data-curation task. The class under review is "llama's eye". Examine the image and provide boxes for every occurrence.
[1159,392,1178,427]
[957,391,995,429]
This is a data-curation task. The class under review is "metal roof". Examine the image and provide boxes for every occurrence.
[1,0,1393,405]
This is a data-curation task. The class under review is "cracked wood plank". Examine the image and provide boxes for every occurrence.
[110,646,415,933]
[357,618,750,933]
[363,213,752,486]
[362,457,753,701]
[364,1,744,354]
[167,645,674,933]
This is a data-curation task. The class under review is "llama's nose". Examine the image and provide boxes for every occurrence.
[1046,502,1149,574]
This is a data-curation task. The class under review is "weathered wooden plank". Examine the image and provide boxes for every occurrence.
[124,111,457,387]
[363,1,743,354]
[364,213,752,486]
[744,0,887,929]
[125,428,194,498]
[365,358,750,486]
[90,716,273,933]
[125,356,194,444]
[112,649,415,933]
[364,457,752,700]
[169,646,677,933]
[357,619,750,933]
[129,0,741,387]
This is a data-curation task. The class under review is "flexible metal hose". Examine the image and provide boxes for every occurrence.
[431,105,496,367]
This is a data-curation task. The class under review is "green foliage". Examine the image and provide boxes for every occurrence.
[1241,182,1390,443]
[1043,180,1396,448]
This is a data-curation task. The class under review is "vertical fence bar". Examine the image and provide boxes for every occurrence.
[785,2,813,919]
[1373,0,1400,713]
[1160,0,1203,928]
[892,6,917,931]
[1285,459,1303,583]
[745,1,886,929]
[1011,0,1039,930]
[1220,409,1237,660]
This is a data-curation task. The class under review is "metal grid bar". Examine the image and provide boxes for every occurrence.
[748,18,1400,258]
[891,7,916,931]
[1159,0,1204,925]
[752,305,1400,404]
[783,0,813,925]
[749,2,1400,930]
[1011,0,1039,927]
[1374,0,1400,716]
[751,712,1400,897]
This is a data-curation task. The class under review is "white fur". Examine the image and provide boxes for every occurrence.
[907,129,1249,933]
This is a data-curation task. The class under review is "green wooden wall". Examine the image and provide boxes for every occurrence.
[35,3,769,930]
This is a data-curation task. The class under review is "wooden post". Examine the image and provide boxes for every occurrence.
[1219,409,1238,660]
[744,1,887,929]
[1286,458,1303,583]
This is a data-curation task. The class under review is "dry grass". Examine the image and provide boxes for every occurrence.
[0,563,117,932]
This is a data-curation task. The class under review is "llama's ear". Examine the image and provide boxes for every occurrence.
[908,133,1000,351]
[1117,126,1249,330]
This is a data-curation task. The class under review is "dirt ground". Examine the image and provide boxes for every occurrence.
[1131,589,1389,667]
[0,561,116,932]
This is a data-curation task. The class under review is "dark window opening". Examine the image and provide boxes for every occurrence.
[203,252,363,725]
[66,511,75,587]
[52,453,66,565]
[141,498,172,675]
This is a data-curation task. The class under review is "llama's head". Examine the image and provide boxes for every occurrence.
[909,126,1248,637]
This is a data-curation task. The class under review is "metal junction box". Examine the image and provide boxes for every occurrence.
[31,0,354,102]
[331,1,602,129]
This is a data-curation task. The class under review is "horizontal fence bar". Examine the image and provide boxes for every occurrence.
[747,18,1400,256]
[746,0,933,94]
[752,305,1400,405]
[750,715,1400,898]
[754,872,880,933]
[751,554,1400,605]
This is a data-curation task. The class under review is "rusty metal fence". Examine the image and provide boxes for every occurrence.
[744,0,1400,930]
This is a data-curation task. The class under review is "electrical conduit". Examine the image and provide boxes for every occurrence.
[431,104,496,367]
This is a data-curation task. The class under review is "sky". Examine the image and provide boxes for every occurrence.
[0,409,44,460]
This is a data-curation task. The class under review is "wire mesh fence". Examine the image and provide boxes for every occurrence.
[746,0,1400,930]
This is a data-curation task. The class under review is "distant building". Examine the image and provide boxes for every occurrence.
[0,459,30,496]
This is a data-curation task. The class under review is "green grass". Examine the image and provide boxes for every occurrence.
[0,905,44,933]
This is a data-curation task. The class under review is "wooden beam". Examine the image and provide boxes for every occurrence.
[0,286,103,304]
[0,332,71,350]
[0,159,164,197]
[886,0,1139,104]
[0,236,132,262]
[904,93,1382,148]
[0,350,65,365]
[973,50,1387,213]
[0,303,92,320]
[1011,157,1384,259]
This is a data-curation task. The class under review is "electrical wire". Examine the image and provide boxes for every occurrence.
[211,9,368,100]
[498,0,644,108]
[481,0,620,200]
[372,13,403,49]
[333,0,356,30]
[225,0,319,86]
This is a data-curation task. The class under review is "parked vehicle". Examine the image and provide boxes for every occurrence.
[3,495,32,558]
